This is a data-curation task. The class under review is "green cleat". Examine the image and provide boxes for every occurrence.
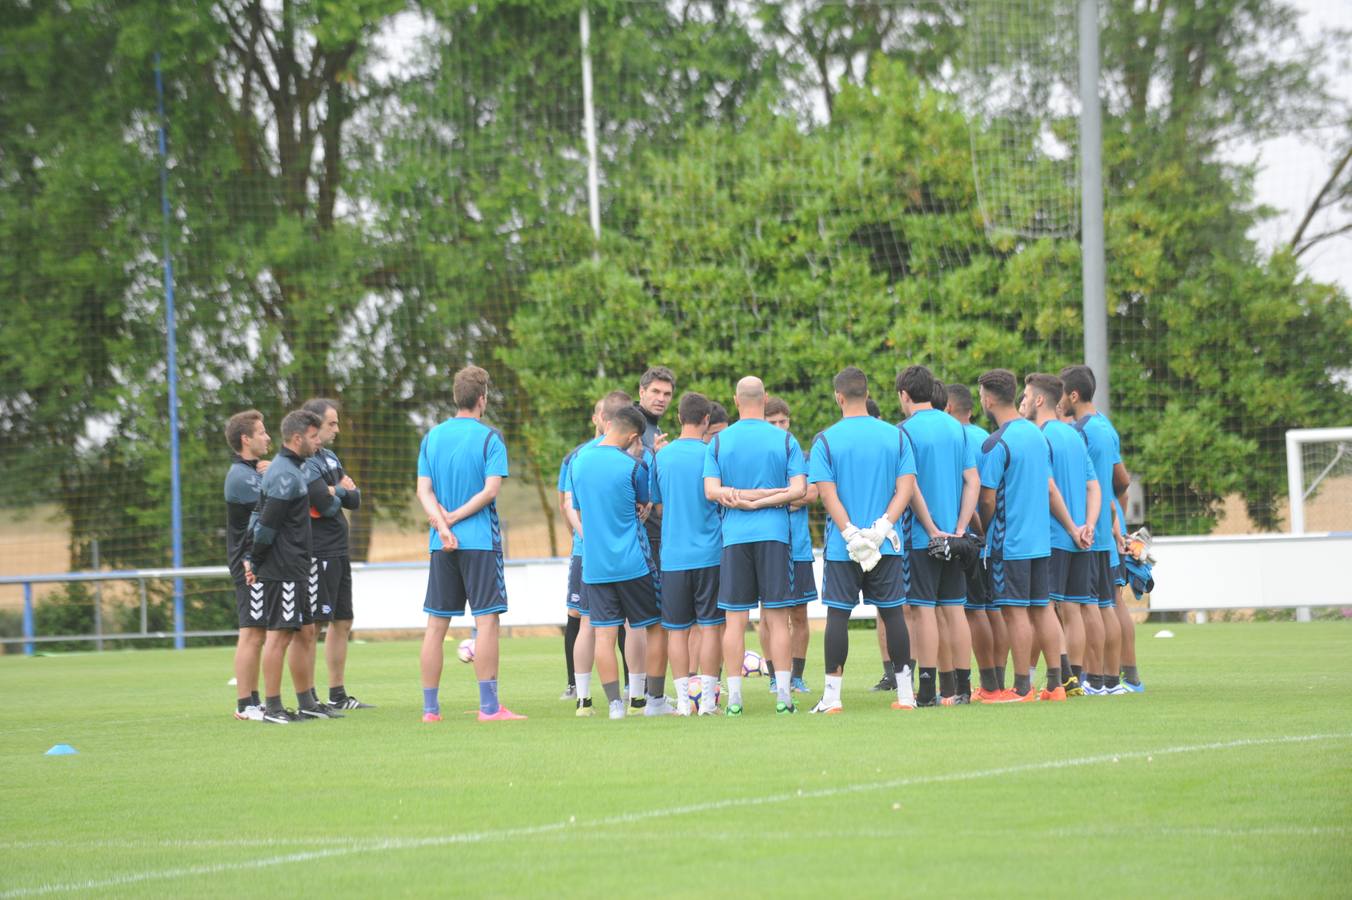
[776,700,796,715]
[726,704,743,717]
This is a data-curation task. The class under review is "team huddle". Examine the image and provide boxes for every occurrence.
[223,360,1145,724]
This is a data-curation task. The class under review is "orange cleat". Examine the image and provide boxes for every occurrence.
[1038,685,1067,702]
[421,711,442,723]
[970,688,998,703]
[890,700,916,711]
[1013,689,1039,702]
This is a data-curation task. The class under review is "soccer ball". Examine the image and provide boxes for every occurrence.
[742,650,766,677]
[687,680,702,707]
[457,638,476,663]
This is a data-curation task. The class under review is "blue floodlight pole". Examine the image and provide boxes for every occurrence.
[1079,0,1109,417]
[155,54,186,649]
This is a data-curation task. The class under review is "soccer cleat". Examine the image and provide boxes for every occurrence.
[890,699,916,711]
[317,702,347,718]
[644,697,676,717]
[262,708,296,725]
[478,706,527,721]
[575,699,595,718]
[809,698,843,715]
[916,696,939,708]
[775,700,796,715]
[1012,689,1039,703]
[560,685,577,701]
[870,674,897,692]
[608,699,626,720]
[1104,683,1131,696]
[299,705,341,719]
[697,702,720,716]
[1038,685,1067,702]
[334,695,375,710]
[983,689,1022,704]
[1121,679,1146,693]
[726,704,743,717]
[970,688,997,703]
[234,705,264,722]
[626,701,645,717]
[1082,682,1106,696]
[675,699,693,717]
[421,711,442,723]
[1063,676,1085,697]
[791,676,811,694]
[939,694,970,706]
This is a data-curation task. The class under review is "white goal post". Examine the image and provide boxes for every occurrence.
[1285,426,1352,536]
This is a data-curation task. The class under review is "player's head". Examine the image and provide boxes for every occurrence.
[453,365,490,414]
[677,391,712,437]
[607,405,647,452]
[600,390,633,426]
[638,366,676,419]
[765,395,791,431]
[1021,373,1063,422]
[280,408,323,457]
[895,364,935,415]
[932,380,948,414]
[705,402,729,443]
[977,368,1017,415]
[226,410,269,459]
[590,397,606,433]
[302,397,340,446]
[865,397,882,418]
[1058,365,1096,417]
[945,383,974,422]
[734,376,766,416]
[832,366,868,411]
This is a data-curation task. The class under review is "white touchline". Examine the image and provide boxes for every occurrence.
[3,732,1349,898]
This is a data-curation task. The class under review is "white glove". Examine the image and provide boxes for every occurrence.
[843,523,874,561]
[842,524,862,545]
[853,542,883,572]
[863,516,901,553]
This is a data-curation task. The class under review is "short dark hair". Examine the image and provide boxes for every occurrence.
[677,391,712,426]
[931,380,948,412]
[453,365,490,410]
[600,390,632,423]
[833,366,868,400]
[708,402,729,426]
[610,405,646,437]
[946,384,974,414]
[764,395,790,420]
[1058,365,1096,406]
[225,410,263,452]
[280,409,322,443]
[1024,373,1063,410]
[895,364,935,404]
[640,366,676,390]
[865,397,882,419]
[977,369,1017,407]
[302,397,339,418]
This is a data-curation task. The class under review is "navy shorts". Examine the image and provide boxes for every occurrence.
[905,550,967,607]
[1049,548,1093,604]
[262,578,310,631]
[790,560,817,606]
[1114,559,1128,588]
[424,550,508,619]
[661,565,723,629]
[311,557,353,622]
[718,541,794,611]
[234,577,265,629]
[822,555,906,610]
[566,555,586,613]
[587,574,661,629]
[991,555,1050,608]
[1088,550,1116,609]
[964,554,994,611]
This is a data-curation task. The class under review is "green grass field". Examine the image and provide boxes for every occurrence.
[2,622,1350,898]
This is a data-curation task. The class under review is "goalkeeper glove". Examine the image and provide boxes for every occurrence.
[864,516,901,553]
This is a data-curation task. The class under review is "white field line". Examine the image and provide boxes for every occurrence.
[2,731,1349,898]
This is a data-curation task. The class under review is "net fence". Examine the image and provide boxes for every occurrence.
[2,0,1350,642]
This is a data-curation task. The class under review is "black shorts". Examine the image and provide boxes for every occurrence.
[1049,548,1093,604]
[262,578,310,631]
[424,550,508,619]
[566,555,586,613]
[964,551,994,611]
[234,578,266,629]
[310,557,353,622]
[822,555,906,610]
[790,560,817,606]
[991,555,1050,608]
[661,565,723,629]
[1114,559,1128,588]
[1088,550,1117,609]
[718,541,794,611]
[905,550,967,607]
[587,574,661,629]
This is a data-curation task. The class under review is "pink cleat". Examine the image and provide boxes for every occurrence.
[422,711,442,723]
[478,707,527,722]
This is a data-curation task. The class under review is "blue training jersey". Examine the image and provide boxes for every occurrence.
[808,415,916,562]
[1041,419,1097,552]
[898,408,977,550]
[417,417,509,552]
[653,438,722,571]
[702,419,806,547]
[570,444,655,584]
[1075,413,1122,552]
[963,423,990,463]
[979,417,1051,561]
[558,437,600,558]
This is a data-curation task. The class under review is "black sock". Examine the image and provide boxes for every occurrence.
[1045,667,1061,690]
[329,684,346,703]
[1089,673,1104,689]
[1014,673,1031,696]
[956,668,971,696]
[938,670,956,698]
[1105,674,1120,689]
[265,695,284,714]
[298,691,319,710]
[578,696,592,708]
[1071,664,1083,682]
[766,659,776,678]
[917,667,937,703]
[979,667,998,692]
[995,665,1006,689]
[882,659,895,677]
[564,616,580,687]
[310,687,321,705]
[237,697,250,713]
[792,657,806,680]
[1059,654,1071,679]
[250,691,261,707]
[617,626,630,681]
[1122,664,1140,685]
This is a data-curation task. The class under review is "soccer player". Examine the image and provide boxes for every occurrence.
[807,366,922,714]
[1021,374,1100,697]
[636,367,675,574]
[1059,364,1136,693]
[225,410,270,720]
[703,376,807,715]
[557,398,606,702]
[299,397,371,711]
[765,396,815,694]
[652,392,725,715]
[245,408,330,724]
[896,366,979,706]
[416,365,524,723]
[975,369,1079,702]
[705,402,730,441]
[571,406,670,719]
[686,400,730,679]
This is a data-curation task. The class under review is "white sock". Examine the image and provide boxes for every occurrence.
[823,674,843,705]
[576,673,591,700]
[728,675,743,705]
[700,675,717,705]
[775,670,791,703]
[675,676,690,704]
[896,665,915,705]
[629,673,646,700]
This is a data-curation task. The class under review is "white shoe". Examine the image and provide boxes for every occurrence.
[1105,683,1130,695]
[644,697,675,716]
[608,699,626,720]
[233,705,264,722]
[809,698,843,715]
[676,698,693,717]
[698,700,719,716]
